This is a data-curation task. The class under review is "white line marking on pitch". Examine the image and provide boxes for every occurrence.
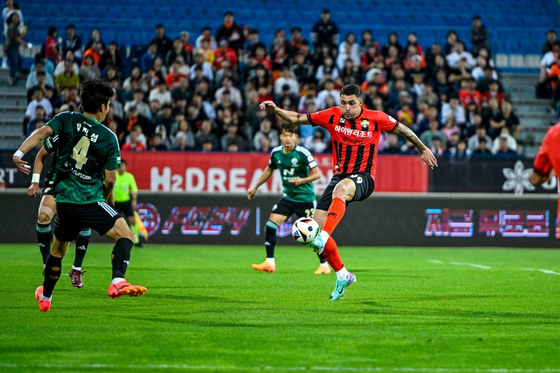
[1,364,560,372]
[524,268,560,276]
[429,260,491,269]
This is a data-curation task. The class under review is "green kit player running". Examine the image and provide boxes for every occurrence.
[13,79,146,312]
[247,122,329,274]
[28,133,91,288]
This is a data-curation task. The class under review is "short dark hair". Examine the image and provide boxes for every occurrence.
[66,24,76,30]
[121,159,127,166]
[472,15,481,20]
[279,121,299,135]
[79,79,114,114]
[340,84,361,97]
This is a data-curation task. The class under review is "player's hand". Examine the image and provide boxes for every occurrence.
[13,156,31,174]
[247,187,257,200]
[420,148,438,169]
[107,193,115,206]
[28,183,40,197]
[288,177,303,186]
[259,100,277,114]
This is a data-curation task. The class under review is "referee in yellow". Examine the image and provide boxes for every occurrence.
[114,159,141,247]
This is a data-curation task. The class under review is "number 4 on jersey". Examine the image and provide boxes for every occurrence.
[72,136,90,170]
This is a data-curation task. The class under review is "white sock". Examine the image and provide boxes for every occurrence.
[41,295,51,301]
[112,277,125,284]
[266,258,275,265]
[336,267,349,281]
[320,230,330,241]
[72,265,81,271]
[319,262,328,267]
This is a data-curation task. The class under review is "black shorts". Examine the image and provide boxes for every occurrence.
[114,201,134,218]
[54,201,121,242]
[317,172,375,211]
[271,198,317,219]
[41,186,53,198]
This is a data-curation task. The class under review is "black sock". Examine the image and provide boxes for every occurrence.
[264,221,278,259]
[36,223,52,265]
[73,228,91,268]
[318,253,327,264]
[112,238,133,279]
[43,255,62,298]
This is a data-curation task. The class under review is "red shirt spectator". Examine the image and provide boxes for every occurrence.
[214,40,238,70]
[459,79,483,109]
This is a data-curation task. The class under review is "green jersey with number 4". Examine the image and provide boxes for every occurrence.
[268,145,317,203]
[47,112,121,204]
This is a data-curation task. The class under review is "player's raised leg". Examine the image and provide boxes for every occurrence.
[105,215,146,299]
[70,228,91,288]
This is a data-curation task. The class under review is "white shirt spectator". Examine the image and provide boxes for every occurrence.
[25,98,53,119]
[471,66,498,81]
[491,134,518,154]
[54,61,80,76]
[467,134,493,153]
[315,65,339,84]
[149,88,172,105]
[190,62,214,81]
[273,76,299,96]
[446,51,475,69]
[440,102,466,125]
[316,88,340,110]
[540,51,559,73]
[215,85,243,107]
[124,100,151,118]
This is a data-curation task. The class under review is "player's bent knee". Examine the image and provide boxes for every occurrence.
[38,206,55,224]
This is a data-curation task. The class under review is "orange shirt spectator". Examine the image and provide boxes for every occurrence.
[214,40,237,70]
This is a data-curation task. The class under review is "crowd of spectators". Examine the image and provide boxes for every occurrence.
[22,9,527,158]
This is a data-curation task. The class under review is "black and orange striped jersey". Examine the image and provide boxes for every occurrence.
[307,107,398,180]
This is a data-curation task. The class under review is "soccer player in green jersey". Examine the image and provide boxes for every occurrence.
[13,79,146,312]
[247,122,328,274]
[28,134,91,288]
[113,159,141,247]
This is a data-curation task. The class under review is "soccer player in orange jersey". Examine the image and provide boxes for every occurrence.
[529,122,560,239]
[260,83,438,300]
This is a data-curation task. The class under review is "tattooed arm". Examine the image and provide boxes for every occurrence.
[393,123,438,169]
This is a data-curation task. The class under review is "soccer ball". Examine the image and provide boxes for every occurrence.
[292,217,320,245]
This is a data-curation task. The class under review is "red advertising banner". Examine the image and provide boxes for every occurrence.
[122,151,428,193]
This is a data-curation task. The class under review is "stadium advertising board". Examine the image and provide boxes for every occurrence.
[430,157,558,195]
[1,192,557,247]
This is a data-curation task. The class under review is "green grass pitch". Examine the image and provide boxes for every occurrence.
[1,244,559,372]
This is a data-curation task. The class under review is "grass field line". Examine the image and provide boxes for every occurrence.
[1,364,560,372]
[429,260,492,269]
[523,268,560,275]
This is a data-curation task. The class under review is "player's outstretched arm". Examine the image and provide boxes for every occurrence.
[13,126,54,174]
[28,147,49,197]
[288,166,321,186]
[393,123,438,169]
[259,101,310,125]
[247,167,274,199]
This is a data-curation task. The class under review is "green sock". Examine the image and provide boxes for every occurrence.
[131,224,139,244]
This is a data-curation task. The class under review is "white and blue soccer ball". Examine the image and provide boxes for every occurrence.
[292,217,320,245]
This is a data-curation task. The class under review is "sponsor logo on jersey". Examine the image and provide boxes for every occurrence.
[361,119,369,129]
[334,125,373,138]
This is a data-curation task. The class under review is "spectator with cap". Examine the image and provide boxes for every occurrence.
[26,59,54,90]
[310,9,340,51]
[215,11,244,54]
[166,38,189,68]
[149,23,173,58]
[470,16,490,57]
[214,39,238,71]
[99,41,122,72]
[289,27,307,53]
[542,29,558,56]
[141,42,163,72]
[81,38,103,66]
[195,26,217,51]
[124,90,151,118]
[61,24,82,62]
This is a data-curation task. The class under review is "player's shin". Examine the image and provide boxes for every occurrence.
[43,255,62,298]
[264,220,278,260]
[73,228,91,269]
[322,197,346,235]
[36,223,52,265]
[111,238,133,279]
[321,237,344,272]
